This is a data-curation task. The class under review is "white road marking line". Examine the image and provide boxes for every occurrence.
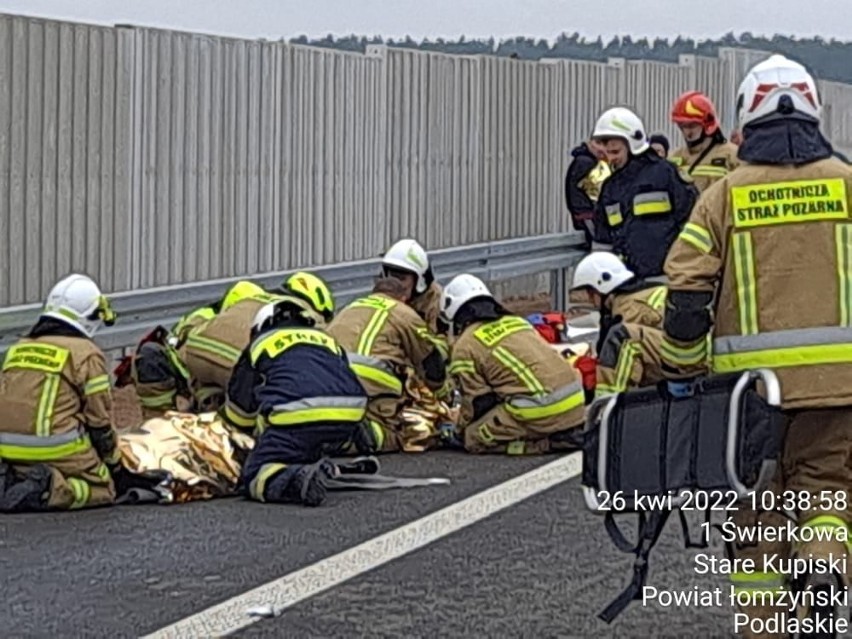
[140,452,583,639]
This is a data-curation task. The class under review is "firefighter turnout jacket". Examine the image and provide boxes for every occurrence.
[223,323,367,433]
[662,157,852,409]
[181,293,284,404]
[449,315,586,434]
[326,292,450,399]
[669,137,740,194]
[593,150,699,280]
[0,319,120,509]
[565,142,611,233]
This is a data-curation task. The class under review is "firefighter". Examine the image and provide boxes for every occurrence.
[326,277,450,453]
[226,297,369,507]
[569,252,672,401]
[661,54,851,635]
[0,274,126,511]
[442,274,586,454]
[591,106,699,283]
[128,281,254,420]
[380,238,444,334]
[669,90,740,193]
[649,134,670,159]
[565,137,611,248]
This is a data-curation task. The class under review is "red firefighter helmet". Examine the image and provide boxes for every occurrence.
[671,91,720,135]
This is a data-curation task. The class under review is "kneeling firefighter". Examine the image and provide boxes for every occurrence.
[122,283,243,420]
[0,274,131,511]
[442,274,586,454]
[569,252,677,401]
[326,277,451,453]
[226,293,371,507]
[662,54,852,634]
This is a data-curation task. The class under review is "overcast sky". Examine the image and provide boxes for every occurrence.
[0,0,848,42]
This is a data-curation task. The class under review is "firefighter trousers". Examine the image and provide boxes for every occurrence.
[6,447,116,511]
[364,396,406,453]
[726,408,851,639]
[595,322,665,398]
[132,342,192,420]
[241,422,360,504]
[181,350,231,412]
[462,404,581,455]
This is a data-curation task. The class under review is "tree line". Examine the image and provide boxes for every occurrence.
[288,33,852,84]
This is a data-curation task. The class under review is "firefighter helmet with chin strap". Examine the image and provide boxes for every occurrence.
[571,252,635,295]
[41,273,115,338]
[381,238,434,295]
[440,274,493,324]
[281,271,335,323]
[592,107,650,155]
[736,54,822,128]
[671,91,720,136]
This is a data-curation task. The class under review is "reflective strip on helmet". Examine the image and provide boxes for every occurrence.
[730,571,787,601]
[492,346,546,395]
[731,178,847,229]
[68,477,92,510]
[0,429,92,462]
[473,316,533,348]
[348,353,403,395]
[448,358,477,375]
[633,191,672,216]
[185,334,243,364]
[84,374,111,397]
[646,286,667,311]
[678,222,714,254]
[250,328,340,364]
[691,165,728,178]
[713,325,852,372]
[836,224,852,327]
[505,381,585,420]
[732,232,759,335]
[267,396,367,426]
[605,204,623,226]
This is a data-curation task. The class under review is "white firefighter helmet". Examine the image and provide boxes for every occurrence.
[42,273,115,338]
[592,107,649,155]
[571,252,635,295]
[381,238,432,294]
[251,302,277,338]
[736,54,821,128]
[440,274,492,323]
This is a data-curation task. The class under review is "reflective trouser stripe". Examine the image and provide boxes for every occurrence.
[799,515,852,552]
[678,222,713,254]
[185,334,242,364]
[0,430,93,462]
[730,571,787,603]
[36,374,60,437]
[493,347,546,395]
[448,358,476,375]
[836,223,852,326]
[267,396,367,426]
[84,374,111,396]
[356,308,391,356]
[68,477,92,510]
[368,421,385,449]
[713,326,852,372]
[348,353,403,395]
[506,382,586,420]
[138,389,176,408]
[249,463,288,502]
[733,231,758,335]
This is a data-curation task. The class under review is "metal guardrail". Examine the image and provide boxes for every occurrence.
[0,232,587,357]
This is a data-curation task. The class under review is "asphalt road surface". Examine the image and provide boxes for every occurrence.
[3,451,734,639]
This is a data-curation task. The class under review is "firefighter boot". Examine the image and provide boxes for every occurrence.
[0,464,52,513]
[266,460,337,507]
[336,456,380,475]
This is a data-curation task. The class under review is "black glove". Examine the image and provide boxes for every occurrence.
[110,463,170,498]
